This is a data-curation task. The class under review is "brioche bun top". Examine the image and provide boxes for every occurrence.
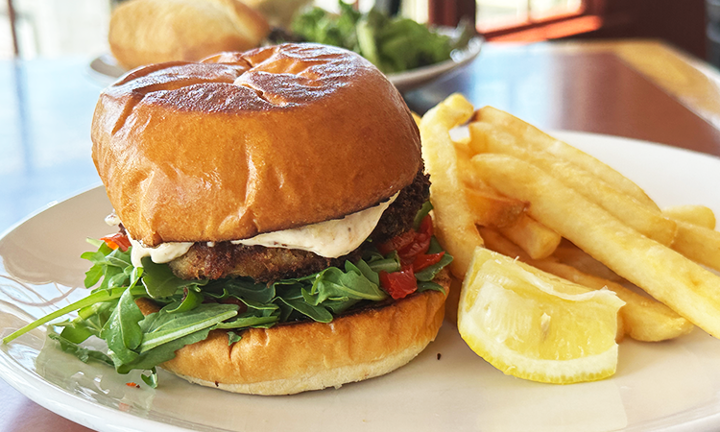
[91,43,422,247]
[109,0,270,70]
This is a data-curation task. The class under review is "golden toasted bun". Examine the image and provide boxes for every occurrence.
[92,44,422,247]
[138,270,449,395]
[109,0,270,70]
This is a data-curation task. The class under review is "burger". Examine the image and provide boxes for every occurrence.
[35,43,452,395]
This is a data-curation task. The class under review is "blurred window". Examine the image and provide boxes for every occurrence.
[477,0,584,32]
[2,0,111,59]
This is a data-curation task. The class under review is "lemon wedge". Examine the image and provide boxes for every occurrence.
[458,247,625,384]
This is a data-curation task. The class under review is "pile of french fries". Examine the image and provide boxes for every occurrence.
[420,93,720,343]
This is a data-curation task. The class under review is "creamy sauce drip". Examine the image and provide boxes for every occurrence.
[233,193,398,258]
[105,192,398,265]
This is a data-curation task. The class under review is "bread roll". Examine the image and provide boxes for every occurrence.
[109,0,270,70]
[92,44,422,247]
[243,0,312,27]
[137,269,449,395]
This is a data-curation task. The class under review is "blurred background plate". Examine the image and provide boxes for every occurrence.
[87,35,482,91]
[388,34,482,92]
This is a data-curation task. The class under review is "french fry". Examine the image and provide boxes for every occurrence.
[663,205,716,229]
[668,220,720,273]
[498,213,561,259]
[464,186,527,229]
[552,240,626,284]
[411,111,422,127]
[474,106,659,210]
[455,138,529,229]
[419,93,482,278]
[469,123,677,245]
[454,138,483,186]
[479,228,694,342]
[471,153,720,338]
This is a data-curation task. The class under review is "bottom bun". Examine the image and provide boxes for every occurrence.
[159,270,450,395]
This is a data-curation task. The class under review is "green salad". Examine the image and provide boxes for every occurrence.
[287,0,474,74]
[2,203,451,388]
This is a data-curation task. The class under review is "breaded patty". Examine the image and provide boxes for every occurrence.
[168,171,430,282]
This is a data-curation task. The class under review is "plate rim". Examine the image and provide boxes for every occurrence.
[3,130,720,432]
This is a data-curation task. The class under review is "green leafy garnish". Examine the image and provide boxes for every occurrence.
[48,331,114,367]
[227,332,242,346]
[290,1,474,74]
[2,201,452,387]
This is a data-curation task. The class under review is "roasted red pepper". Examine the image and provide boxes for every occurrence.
[377,215,442,299]
[378,230,416,255]
[101,232,131,252]
[379,264,417,300]
[412,251,445,272]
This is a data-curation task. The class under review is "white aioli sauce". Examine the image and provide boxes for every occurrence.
[129,239,193,268]
[105,213,193,267]
[233,192,398,258]
[105,192,398,266]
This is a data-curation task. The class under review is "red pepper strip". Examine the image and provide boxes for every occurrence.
[413,251,445,272]
[418,214,434,237]
[398,232,431,262]
[378,230,416,256]
[379,264,417,300]
[101,232,131,252]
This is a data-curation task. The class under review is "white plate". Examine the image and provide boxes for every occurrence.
[3,131,720,432]
[88,36,482,91]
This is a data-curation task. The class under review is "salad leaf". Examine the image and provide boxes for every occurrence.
[81,242,133,290]
[4,201,453,387]
[227,332,242,346]
[142,368,158,388]
[414,238,454,282]
[116,327,214,374]
[165,288,203,314]
[137,303,239,353]
[141,256,206,299]
[290,0,473,73]
[1,286,142,344]
[100,287,144,366]
[48,332,114,367]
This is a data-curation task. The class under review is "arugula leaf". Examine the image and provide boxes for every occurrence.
[116,327,214,373]
[277,295,333,323]
[141,257,206,299]
[48,332,114,367]
[2,286,142,344]
[413,201,433,229]
[138,303,239,353]
[100,287,144,366]
[417,281,446,295]
[55,297,122,345]
[81,243,133,291]
[165,288,202,314]
[54,320,94,344]
[367,252,401,274]
[415,238,454,282]
[142,368,158,388]
[215,313,278,329]
[303,261,388,306]
[227,332,242,346]
[204,278,275,304]
[15,216,454,387]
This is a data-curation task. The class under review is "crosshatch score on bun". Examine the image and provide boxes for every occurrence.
[92,43,422,247]
[82,43,453,395]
